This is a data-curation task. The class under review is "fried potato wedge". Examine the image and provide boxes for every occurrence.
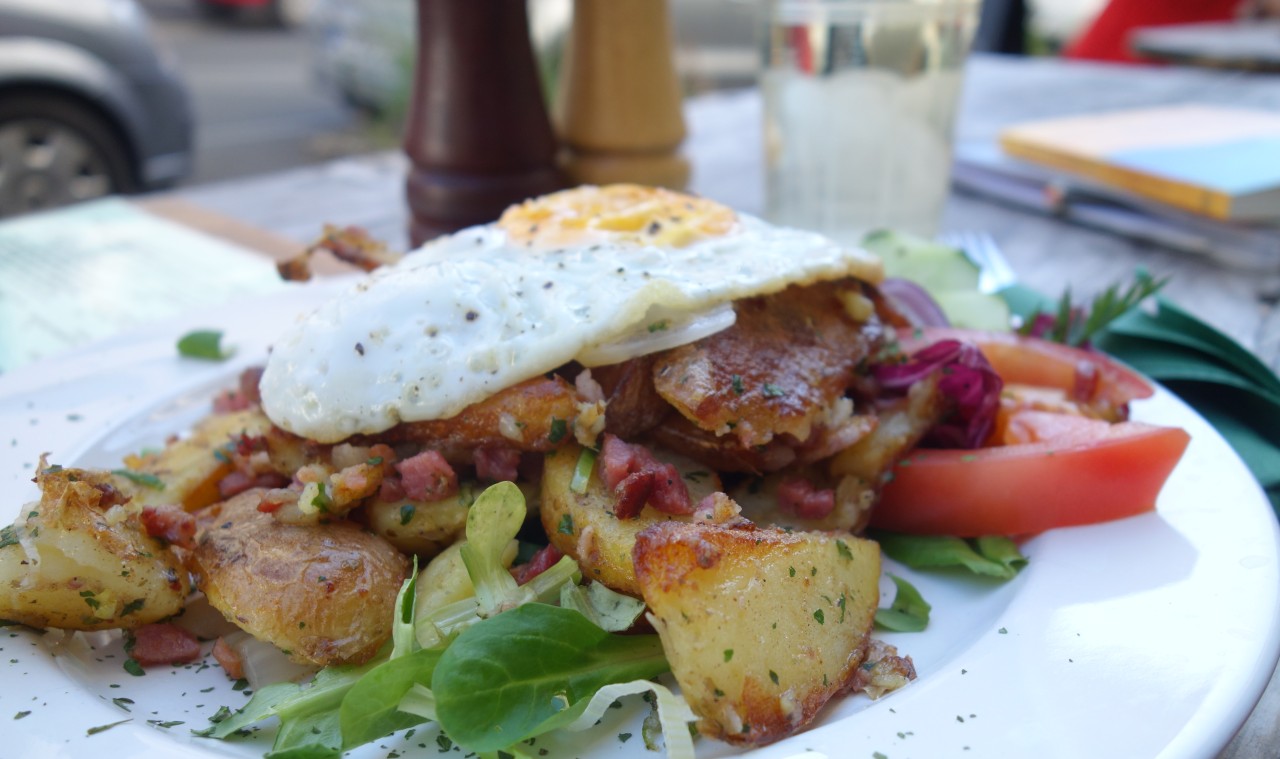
[633,521,880,745]
[0,466,190,631]
[123,408,275,512]
[539,443,721,596]
[365,486,475,558]
[191,489,408,666]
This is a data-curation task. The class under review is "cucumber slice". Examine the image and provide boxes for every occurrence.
[861,230,1009,330]
[862,230,982,293]
[933,291,1011,331]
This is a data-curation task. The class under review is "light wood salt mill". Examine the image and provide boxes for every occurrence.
[556,0,690,190]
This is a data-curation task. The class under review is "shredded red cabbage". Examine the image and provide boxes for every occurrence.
[874,339,1003,449]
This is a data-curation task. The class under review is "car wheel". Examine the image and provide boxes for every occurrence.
[0,95,135,218]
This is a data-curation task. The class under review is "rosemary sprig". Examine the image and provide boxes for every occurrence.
[1024,270,1168,347]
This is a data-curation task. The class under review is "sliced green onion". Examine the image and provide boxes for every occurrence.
[570,447,598,494]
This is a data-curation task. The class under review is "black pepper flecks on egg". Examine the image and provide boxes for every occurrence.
[543,281,553,289]
[465,311,478,322]
[355,343,365,356]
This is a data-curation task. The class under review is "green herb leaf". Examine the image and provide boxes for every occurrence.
[431,604,668,753]
[112,469,165,491]
[176,329,234,361]
[459,482,526,617]
[0,525,20,550]
[123,658,145,676]
[398,504,415,527]
[557,513,575,536]
[559,582,646,632]
[548,417,568,444]
[871,531,1027,580]
[874,574,931,632]
[339,648,441,749]
[86,718,131,736]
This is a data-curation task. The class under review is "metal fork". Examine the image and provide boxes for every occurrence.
[936,230,1019,294]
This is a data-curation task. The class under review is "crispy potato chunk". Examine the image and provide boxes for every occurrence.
[191,490,408,666]
[633,521,880,745]
[365,486,475,558]
[0,466,190,630]
[539,443,721,596]
[123,409,275,512]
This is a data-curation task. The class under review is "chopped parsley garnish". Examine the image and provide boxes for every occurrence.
[14,710,31,720]
[123,658,145,677]
[836,539,853,560]
[647,320,669,333]
[86,719,131,735]
[547,417,568,444]
[80,590,101,611]
[813,609,825,625]
[730,374,744,395]
[367,456,384,466]
[112,469,165,491]
[120,599,145,617]
[111,697,134,712]
[557,513,574,536]
[762,383,786,397]
[176,330,234,361]
[399,504,416,526]
[0,526,18,550]
[723,649,734,662]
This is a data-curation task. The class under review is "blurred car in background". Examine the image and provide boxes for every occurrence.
[0,0,193,218]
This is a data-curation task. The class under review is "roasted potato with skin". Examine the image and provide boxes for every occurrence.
[539,443,722,596]
[122,408,275,512]
[0,465,190,631]
[633,520,880,745]
[366,484,475,558]
[191,489,408,666]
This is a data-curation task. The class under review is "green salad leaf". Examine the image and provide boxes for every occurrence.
[874,574,931,632]
[872,531,1027,580]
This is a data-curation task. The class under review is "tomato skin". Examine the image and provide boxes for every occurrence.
[872,416,1191,536]
[897,328,1153,413]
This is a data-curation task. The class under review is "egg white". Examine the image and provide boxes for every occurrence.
[259,214,882,443]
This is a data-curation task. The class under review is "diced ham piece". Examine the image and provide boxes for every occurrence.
[238,366,264,406]
[378,476,406,503]
[599,434,693,519]
[474,446,522,483]
[140,504,197,549]
[776,478,836,520]
[217,471,290,500]
[396,450,458,501]
[512,544,565,585]
[211,636,245,680]
[131,623,201,666]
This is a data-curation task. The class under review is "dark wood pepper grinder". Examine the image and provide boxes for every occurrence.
[404,0,566,246]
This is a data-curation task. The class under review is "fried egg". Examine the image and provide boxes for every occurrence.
[259,185,882,443]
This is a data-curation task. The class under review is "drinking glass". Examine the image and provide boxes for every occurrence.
[762,0,981,241]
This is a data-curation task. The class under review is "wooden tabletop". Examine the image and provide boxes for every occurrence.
[170,54,1280,757]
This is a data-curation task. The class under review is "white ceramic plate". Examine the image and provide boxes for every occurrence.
[2,281,1278,759]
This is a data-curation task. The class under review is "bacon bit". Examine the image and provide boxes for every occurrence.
[614,470,655,519]
[212,390,251,414]
[512,544,565,585]
[256,488,297,514]
[218,471,289,500]
[474,446,522,483]
[211,637,245,680]
[396,451,458,501]
[599,435,693,519]
[131,623,201,666]
[140,505,197,549]
[93,483,130,509]
[378,476,406,503]
[776,478,836,520]
[233,434,268,458]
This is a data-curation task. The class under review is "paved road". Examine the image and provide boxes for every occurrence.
[138,0,362,186]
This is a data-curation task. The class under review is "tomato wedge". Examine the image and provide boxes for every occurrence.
[897,327,1153,417]
[872,410,1190,536]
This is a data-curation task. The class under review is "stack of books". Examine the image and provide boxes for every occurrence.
[953,104,1280,271]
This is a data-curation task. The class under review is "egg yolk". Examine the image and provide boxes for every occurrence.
[498,184,739,249]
